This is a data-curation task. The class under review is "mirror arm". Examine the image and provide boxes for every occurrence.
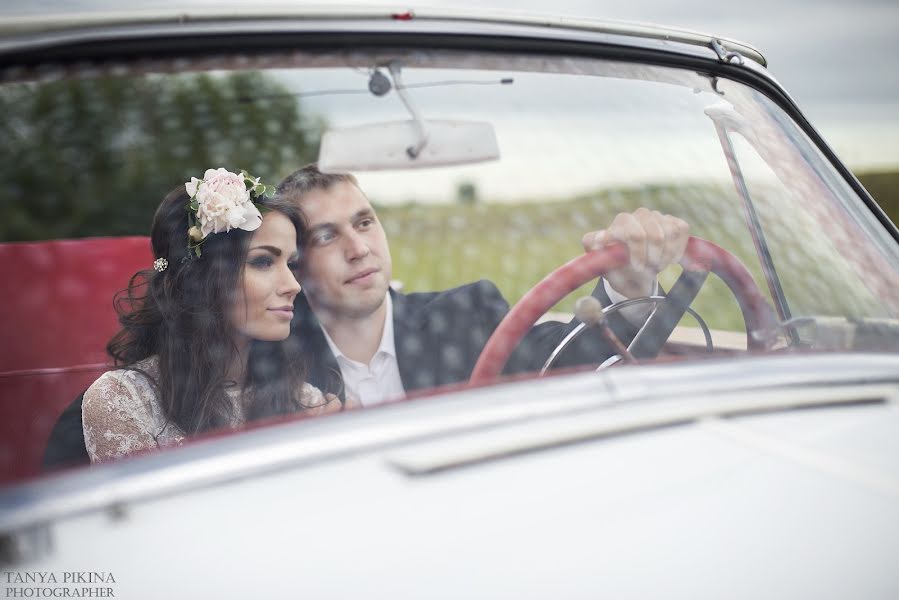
[388,62,430,158]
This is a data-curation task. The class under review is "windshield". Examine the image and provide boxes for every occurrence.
[2,47,898,483]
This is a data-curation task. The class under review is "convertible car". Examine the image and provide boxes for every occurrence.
[1,3,898,598]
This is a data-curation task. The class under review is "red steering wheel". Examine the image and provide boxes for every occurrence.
[469,237,778,386]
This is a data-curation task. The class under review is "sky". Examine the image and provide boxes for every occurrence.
[8,0,899,171]
[383,0,899,171]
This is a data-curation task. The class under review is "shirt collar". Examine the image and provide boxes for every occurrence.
[320,292,396,365]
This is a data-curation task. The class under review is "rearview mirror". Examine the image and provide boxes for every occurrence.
[318,119,500,172]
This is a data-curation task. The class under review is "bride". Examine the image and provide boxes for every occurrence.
[82,168,346,462]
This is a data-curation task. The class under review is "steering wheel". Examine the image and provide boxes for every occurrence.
[468,237,779,386]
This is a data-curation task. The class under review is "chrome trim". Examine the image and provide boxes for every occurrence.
[540,322,586,375]
[710,38,745,65]
[597,354,623,369]
[0,9,766,67]
[707,107,798,340]
[387,384,899,477]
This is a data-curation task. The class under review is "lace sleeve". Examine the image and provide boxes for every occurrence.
[82,370,163,463]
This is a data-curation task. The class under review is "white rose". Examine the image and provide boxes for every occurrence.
[234,200,263,232]
[185,177,202,197]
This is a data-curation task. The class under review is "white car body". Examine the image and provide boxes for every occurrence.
[1,5,898,599]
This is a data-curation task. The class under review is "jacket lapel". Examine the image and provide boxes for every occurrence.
[390,289,431,392]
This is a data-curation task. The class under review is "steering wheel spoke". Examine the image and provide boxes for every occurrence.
[627,268,708,360]
[540,294,717,374]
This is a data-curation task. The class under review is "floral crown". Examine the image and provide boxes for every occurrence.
[184,167,274,258]
[188,168,275,260]
[154,168,274,271]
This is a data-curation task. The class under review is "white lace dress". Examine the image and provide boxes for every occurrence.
[82,356,327,462]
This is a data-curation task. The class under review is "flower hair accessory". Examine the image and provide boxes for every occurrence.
[153,258,169,272]
[184,168,273,258]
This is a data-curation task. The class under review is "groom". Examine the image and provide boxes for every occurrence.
[278,165,689,406]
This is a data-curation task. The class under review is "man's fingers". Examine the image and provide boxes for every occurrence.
[610,212,647,271]
[584,209,688,275]
[582,229,608,252]
[656,214,679,266]
[660,214,690,265]
[635,209,666,271]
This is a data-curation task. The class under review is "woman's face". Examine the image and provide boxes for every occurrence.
[228,211,302,344]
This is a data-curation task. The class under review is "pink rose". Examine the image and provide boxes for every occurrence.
[186,168,262,238]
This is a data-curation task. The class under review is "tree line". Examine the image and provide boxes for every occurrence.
[0,71,321,241]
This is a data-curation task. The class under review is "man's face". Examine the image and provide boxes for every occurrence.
[296,181,393,323]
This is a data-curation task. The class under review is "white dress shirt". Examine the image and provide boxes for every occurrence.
[320,293,406,407]
[603,278,659,324]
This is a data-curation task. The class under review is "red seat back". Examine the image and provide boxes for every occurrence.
[0,237,153,485]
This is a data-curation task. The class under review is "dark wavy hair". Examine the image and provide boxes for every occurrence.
[107,183,308,435]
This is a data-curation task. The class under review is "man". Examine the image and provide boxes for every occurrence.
[278,165,689,406]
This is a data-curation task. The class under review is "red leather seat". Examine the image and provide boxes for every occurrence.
[0,237,152,485]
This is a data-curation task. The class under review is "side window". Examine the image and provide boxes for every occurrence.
[728,133,890,319]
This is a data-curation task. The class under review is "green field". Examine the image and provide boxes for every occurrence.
[381,171,897,333]
[858,170,899,225]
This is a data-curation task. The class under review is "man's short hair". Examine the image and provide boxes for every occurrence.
[276,164,359,203]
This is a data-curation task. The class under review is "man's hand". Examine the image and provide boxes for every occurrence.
[582,208,689,299]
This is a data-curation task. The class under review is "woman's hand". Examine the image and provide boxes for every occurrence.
[303,391,361,416]
[306,392,341,416]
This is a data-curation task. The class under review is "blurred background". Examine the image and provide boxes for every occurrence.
[2,0,897,239]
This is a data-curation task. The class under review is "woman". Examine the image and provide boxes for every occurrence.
[82,168,342,462]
